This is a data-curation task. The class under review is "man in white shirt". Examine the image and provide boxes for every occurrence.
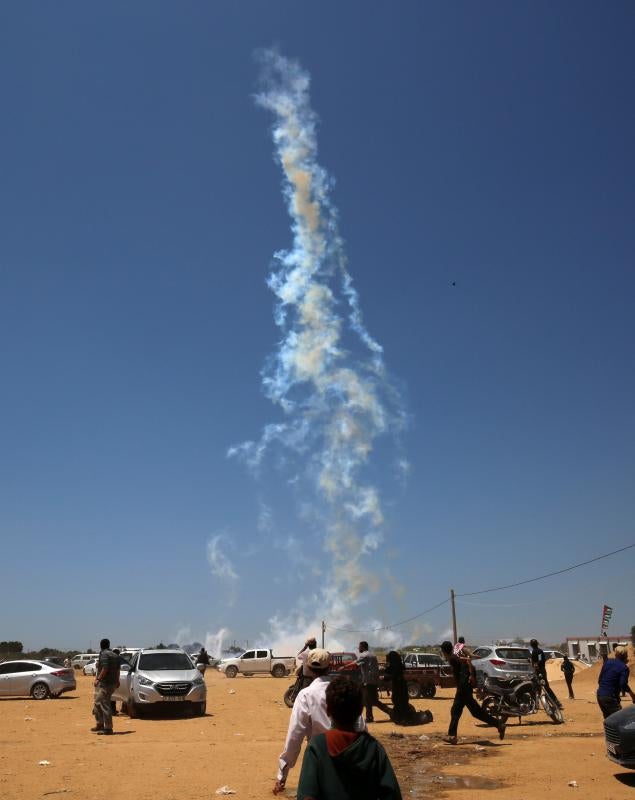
[273,648,366,795]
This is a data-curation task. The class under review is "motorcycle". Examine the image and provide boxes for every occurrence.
[481,674,564,724]
[283,672,314,708]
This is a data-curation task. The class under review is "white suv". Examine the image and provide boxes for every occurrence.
[470,645,533,687]
[113,649,207,717]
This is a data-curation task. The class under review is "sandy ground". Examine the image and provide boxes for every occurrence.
[1,663,634,800]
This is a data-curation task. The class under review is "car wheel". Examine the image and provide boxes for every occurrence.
[225,666,238,679]
[421,683,436,699]
[406,681,421,699]
[127,699,139,718]
[31,682,50,700]
[195,701,206,716]
[272,664,286,678]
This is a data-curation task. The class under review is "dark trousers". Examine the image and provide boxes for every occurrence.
[597,694,621,719]
[363,684,392,722]
[448,686,499,738]
[564,674,574,699]
[540,673,561,707]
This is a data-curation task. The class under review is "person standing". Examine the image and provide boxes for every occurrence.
[453,636,468,656]
[596,646,635,719]
[356,641,392,723]
[440,641,505,745]
[273,649,366,795]
[296,676,402,800]
[196,647,210,675]
[560,655,576,699]
[530,639,563,709]
[91,638,120,736]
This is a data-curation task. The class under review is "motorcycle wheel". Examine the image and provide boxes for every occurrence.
[481,696,503,719]
[516,691,537,715]
[540,692,564,724]
[283,687,296,709]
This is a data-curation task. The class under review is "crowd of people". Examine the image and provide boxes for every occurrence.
[87,633,634,799]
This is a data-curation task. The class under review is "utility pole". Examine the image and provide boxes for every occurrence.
[321,620,326,648]
[450,588,458,643]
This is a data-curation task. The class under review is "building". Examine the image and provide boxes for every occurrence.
[566,635,630,662]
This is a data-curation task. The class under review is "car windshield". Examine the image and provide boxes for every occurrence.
[495,648,531,660]
[139,653,194,671]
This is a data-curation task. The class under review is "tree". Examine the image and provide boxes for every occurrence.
[0,641,23,654]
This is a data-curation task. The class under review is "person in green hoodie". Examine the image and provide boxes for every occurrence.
[296,675,402,800]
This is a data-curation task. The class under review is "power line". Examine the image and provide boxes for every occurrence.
[328,541,634,635]
[456,542,635,598]
[329,599,449,634]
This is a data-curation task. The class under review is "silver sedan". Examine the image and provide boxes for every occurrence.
[0,659,76,699]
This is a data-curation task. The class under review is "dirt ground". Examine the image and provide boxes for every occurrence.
[1,663,634,800]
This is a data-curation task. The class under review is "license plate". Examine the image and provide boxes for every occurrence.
[164,695,185,702]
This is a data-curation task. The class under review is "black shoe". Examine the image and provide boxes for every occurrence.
[97,729,113,736]
[498,722,506,741]
[90,726,103,733]
[365,718,374,723]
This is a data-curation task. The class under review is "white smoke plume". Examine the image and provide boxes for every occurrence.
[205,627,229,660]
[207,534,238,581]
[230,50,407,649]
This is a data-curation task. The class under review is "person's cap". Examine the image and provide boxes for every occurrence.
[307,648,331,670]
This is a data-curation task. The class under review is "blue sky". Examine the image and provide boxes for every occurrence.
[1,2,633,653]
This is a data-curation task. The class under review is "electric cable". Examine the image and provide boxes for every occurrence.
[456,542,635,597]
[329,598,449,633]
[327,541,634,635]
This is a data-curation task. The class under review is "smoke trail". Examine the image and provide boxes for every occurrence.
[205,627,229,660]
[230,50,407,645]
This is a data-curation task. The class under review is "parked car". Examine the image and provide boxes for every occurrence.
[113,649,206,717]
[604,705,635,769]
[378,653,455,698]
[218,649,296,678]
[83,659,97,676]
[378,666,438,699]
[40,657,66,667]
[71,653,98,670]
[403,652,445,669]
[85,656,130,677]
[0,660,76,699]
[470,645,533,687]
[543,650,566,660]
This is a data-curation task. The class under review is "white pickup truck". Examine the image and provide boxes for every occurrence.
[217,649,296,678]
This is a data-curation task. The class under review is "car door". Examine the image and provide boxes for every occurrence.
[254,650,270,673]
[114,653,135,702]
[0,662,20,695]
[0,662,39,696]
[239,650,257,671]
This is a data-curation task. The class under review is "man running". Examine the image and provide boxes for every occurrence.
[441,641,505,745]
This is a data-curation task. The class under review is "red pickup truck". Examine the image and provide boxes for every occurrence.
[378,652,456,699]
